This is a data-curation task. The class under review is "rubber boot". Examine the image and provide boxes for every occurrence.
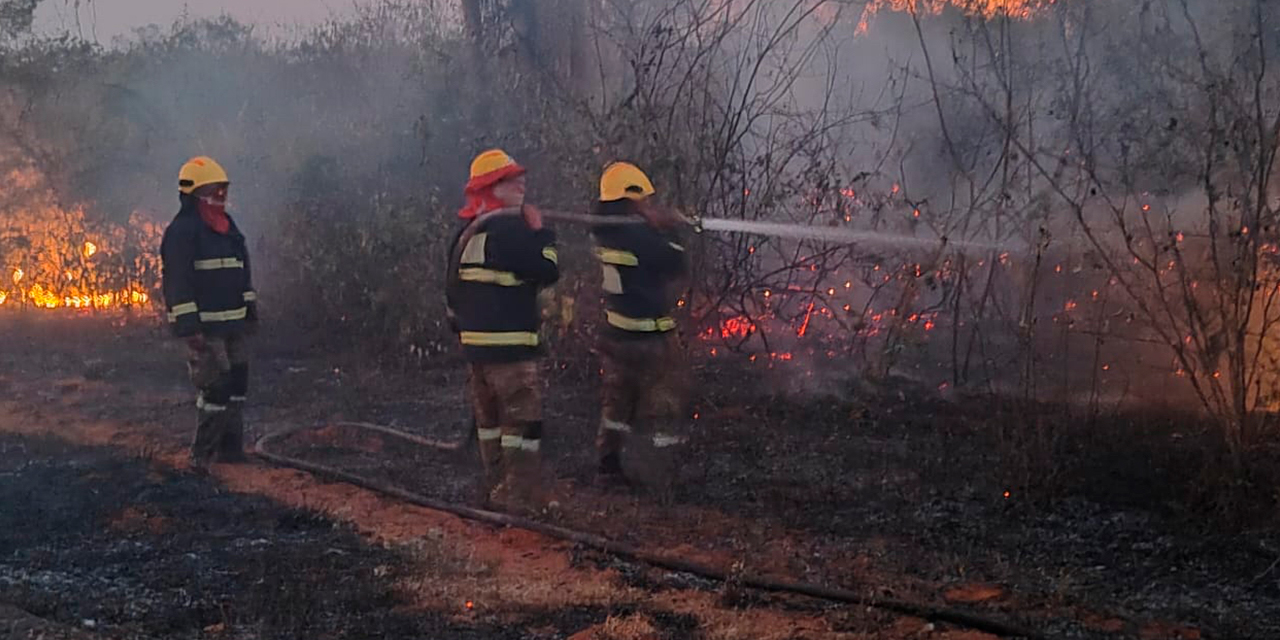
[513,445,550,514]
[476,434,505,503]
[595,423,628,485]
[491,445,547,515]
[624,433,679,501]
[218,401,249,463]
[190,398,224,470]
[487,434,524,510]
[596,451,628,488]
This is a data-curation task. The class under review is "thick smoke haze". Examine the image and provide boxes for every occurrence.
[35,0,351,41]
[3,0,1279,431]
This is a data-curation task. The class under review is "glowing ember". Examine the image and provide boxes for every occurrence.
[797,302,815,337]
[719,316,755,339]
[82,241,97,258]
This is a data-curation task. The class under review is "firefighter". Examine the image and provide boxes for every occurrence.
[447,149,559,509]
[161,156,258,468]
[590,162,690,489]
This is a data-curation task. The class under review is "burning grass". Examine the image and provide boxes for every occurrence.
[0,170,160,311]
[860,0,1056,24]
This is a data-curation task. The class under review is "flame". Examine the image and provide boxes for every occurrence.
[0,172,160,311]
[859,0,1055,33]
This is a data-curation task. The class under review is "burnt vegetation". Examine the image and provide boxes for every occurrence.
[0,0,1278,636]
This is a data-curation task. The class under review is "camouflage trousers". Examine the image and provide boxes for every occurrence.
[467,360,545,499]
[187,334,250,464]
[596,333,691,484]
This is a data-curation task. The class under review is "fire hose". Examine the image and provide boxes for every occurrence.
[253,422,1045,639]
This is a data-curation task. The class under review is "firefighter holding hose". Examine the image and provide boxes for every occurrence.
[161,156,258,468]
[447,149,559,510]
[591,162,690,489]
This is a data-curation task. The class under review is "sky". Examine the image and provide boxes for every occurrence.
[34,0,356,42]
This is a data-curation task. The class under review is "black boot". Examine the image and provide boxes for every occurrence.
[595,451,630,488]
[217,398,248,463]
[190,399,223,470]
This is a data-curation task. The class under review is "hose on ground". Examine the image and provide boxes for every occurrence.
[253,422,1045,640]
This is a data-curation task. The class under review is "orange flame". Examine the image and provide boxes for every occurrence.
[859,0,1055,33]
[0,173,160,311]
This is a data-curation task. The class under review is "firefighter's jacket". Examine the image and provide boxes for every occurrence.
[591,219,687,339]
[448,212,560,363]
[161,195,258,338]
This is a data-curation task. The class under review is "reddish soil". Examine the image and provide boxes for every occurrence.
[0,313,1272,639]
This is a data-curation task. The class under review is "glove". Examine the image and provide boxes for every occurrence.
[244,301,259,336]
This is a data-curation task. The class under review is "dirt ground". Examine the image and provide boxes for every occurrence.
[0,313,1273,639]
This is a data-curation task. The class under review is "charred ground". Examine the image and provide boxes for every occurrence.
[0,314,1274,639]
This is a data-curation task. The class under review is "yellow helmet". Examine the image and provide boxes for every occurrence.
[600,162,655,202]
[178,156,229,194]
[466,148,525,191]
[470,149,519,180]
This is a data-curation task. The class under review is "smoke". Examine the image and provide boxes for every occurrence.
[6,0,1279,416]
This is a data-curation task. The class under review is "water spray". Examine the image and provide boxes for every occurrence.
[541,210,1019,256]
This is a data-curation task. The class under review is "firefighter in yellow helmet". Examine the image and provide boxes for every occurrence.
[161,156,258,468]
[590,162,690,489]
[447,149,559,510]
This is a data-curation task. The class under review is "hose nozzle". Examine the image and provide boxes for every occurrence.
[678,212,704,234]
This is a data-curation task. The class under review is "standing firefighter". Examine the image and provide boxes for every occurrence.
[591,162,690,488]
[161,156,258,467]
[447,149,559,509]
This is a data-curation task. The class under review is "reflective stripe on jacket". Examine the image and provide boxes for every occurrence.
[448,211,559,362]
[161,194,257,337]
[591,218,686,339]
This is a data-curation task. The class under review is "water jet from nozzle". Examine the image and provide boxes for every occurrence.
[541,210,1017,255]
